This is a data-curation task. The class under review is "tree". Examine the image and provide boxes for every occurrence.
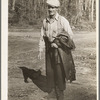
[8,0,96,27]
[91,0,95,22]
[12,0,16,10]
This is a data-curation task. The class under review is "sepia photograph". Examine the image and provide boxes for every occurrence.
[1,0,98,100]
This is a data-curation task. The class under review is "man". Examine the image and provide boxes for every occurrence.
[38,0,76,100]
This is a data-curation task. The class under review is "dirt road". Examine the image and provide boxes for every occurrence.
[8,31,97,100]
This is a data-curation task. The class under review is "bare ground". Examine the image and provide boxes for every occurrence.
[8,31,97,100]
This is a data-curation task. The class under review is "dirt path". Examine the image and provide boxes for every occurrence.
[8,31,96,100]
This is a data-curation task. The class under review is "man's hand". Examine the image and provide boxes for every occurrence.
[51,43,58,48]
[38,52,42,60]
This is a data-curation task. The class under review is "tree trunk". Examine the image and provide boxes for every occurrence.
[91,0,94,22]
[75,0,83,23]
[12,0,16,10]
[88,0,92,21]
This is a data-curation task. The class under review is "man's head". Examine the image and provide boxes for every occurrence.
[46,0,60,16]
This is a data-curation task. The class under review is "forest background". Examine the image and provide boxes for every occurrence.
[8,0,96,31]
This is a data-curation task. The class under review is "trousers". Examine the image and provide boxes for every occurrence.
[55,86,64,100]
[47,63,65,100]
[48,86,64,100]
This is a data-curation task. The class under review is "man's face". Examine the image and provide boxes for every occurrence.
[47,5,58,16]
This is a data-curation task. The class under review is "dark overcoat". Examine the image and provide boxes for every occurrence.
[43,33,76,92]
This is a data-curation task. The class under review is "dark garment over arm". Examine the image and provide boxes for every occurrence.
[43,35,76,92]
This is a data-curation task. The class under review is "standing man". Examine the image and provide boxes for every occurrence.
[38,0,76,100]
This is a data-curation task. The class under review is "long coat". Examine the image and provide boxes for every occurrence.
[43,33,76,92]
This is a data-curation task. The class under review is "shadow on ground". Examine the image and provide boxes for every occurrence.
[19,66,48,93]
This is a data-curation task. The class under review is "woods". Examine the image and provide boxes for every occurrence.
[8,0,96,30]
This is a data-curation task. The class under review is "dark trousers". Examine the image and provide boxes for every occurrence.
[48,86,64,100]
[55,86,64,100]
[47,48,65,100]
[48,63,65,100]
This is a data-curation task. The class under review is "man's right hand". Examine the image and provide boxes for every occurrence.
[51,43,58,48]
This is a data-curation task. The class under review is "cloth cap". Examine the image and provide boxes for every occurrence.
[46,0,60,7]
